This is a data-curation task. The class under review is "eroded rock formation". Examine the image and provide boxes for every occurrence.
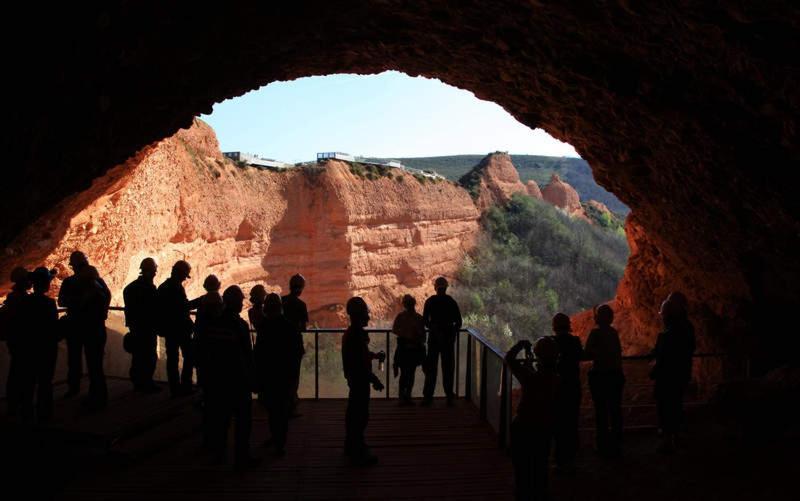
[526,180,543,199]
[459,153,528,210]
[0,120,480,326]
[542,174,588,220]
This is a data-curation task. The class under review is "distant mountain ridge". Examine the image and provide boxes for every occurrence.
[368,154,629,215]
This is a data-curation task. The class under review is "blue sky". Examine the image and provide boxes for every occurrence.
[201,71,579,163]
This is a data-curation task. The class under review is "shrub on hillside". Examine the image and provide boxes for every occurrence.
[454,194,629,349]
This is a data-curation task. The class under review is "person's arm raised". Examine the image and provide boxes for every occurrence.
[505,340,532,381]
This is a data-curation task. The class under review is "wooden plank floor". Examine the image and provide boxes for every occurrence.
[3,378,798,500]
[54,395,513,500]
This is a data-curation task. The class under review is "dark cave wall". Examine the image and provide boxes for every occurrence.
[4,1,799,370]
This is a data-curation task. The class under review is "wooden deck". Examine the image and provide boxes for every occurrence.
[1,378,513,500]
[3,377,797,500]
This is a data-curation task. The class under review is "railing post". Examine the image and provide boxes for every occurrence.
[479,344,488,421]
[386,330,391,400]
[455,329,460,397]
[498,362,510,449]
[464,334,472,402]
[314,331,319,400]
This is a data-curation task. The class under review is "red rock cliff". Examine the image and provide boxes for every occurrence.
[542,174,588,220]
[0,119,480,326]
[461,153,529,210]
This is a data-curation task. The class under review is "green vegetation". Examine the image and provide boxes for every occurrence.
[453,193,629,350]
[457,156,492,199]
[583,201,626,235]
[349,162,395,180]
[369,154,629,215]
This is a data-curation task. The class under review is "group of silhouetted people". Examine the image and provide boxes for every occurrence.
[2,250,697,486]
[0,250,466,470]
[1,252,112,418]
[507,292,695,500]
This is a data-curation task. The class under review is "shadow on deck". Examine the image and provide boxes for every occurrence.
[2,377,798,500]
[1,378,513,500]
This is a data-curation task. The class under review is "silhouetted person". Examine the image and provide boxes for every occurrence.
[422,277,462,406]
[192,274,224,392]
[281,274,307,414]
[391,294,426,404]
[157,260,195,397]
[550,312,583,473]
[651,292,696,453]
[189,275,224,447]
[506,337,560,501]
[254,293,303,456]
[585,304,625,456]
[247,285,267,332]
[1,267,31,416]
[247,285,267,410]
[204,285,259,470]
[342,296,385,466]
[19,267,59,421]
[123,258,161,393]
[58,251,111,406]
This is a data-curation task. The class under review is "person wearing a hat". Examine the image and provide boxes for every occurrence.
[123,258,161,393]
[1,266,32,416]
[19,267,59,420]
[506,336,560,501]
[191,274,224,393]
[550,312,583,473]
[58,251,111,404]
[157,260,195,397]
[421,276,462,406]
[341,296,384,466]
[281,274,308,415]
[253,293,303,456]
[204,285,259,470]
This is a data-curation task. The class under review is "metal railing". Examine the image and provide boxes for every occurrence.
[459,328,734,449]
[51,307,734,451]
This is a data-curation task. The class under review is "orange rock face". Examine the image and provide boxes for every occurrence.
[0,120,480,326]
[587,199,610,215]
[542,174,584,216]
[526,180,543,199]
[468,153,529,210]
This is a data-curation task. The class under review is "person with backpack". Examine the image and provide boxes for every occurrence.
[123,258,161,393]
